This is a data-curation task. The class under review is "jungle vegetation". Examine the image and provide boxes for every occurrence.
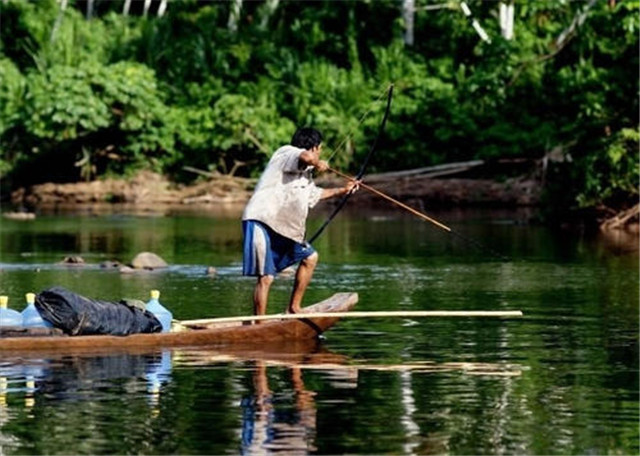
[0,0,637,221]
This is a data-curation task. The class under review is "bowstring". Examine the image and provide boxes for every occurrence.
[308,84,394,245]
[325,83,394,164]
[314,83,509,261]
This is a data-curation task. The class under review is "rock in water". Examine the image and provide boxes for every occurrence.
[131,252,168,269]
[60,256,85,265]
[100,260,122,269]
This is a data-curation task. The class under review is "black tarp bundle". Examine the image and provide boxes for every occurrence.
[35,287,162,336]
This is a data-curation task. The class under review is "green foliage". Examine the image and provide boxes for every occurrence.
[286,60,374,171]
[210,94,292,155]
[174,91,295,176]
[95,62,179,171]
[97,62,166,131]
[0,0,637,219]
[1,0,112,71]
[0,58,25,176]
[24,64,111,140]
[167,77,295,176]
[4,60,178,180]
[577,128,640,209]
[0,58,25,136]
[20,60,176,167]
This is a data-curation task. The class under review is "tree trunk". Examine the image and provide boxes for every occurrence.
[556,0,597,48]
[402,0,415,46]
[157,0,168,17]
[460,2,491,43]
[51,0,69,43]
[123,0,132,16]
[499,2,514,40]
[259,0,279,30]
[86,0,94,20]
[143,0,152,17]
[228,0,243,33]
[600,203,640,231]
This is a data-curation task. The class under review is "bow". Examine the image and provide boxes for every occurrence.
[307,84,394,245]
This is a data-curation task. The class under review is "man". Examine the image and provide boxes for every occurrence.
[242,127,359,316]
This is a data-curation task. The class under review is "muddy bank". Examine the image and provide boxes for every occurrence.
[9,171,253,208]
[6,170,638,239]
[9,170,540,210]
[344,175,541,207]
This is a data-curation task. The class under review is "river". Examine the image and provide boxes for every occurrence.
[0,206,637,454]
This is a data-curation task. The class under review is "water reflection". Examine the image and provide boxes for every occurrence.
[0,209,636,454]
[0,349,172,408]
[241,361,317,455]
[0,342,526,455]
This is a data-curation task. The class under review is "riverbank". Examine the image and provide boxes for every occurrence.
[8,171,252,208]
[8,168,540,208]
[4,169,638,235]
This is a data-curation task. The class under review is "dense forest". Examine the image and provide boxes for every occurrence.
[0,0,638,222]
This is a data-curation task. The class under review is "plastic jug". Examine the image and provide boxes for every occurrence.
[0,296,23,327]
[22,292,53,328]
[146,290,173,333]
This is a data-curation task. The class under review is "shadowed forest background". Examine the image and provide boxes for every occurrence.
[0,0,637,224]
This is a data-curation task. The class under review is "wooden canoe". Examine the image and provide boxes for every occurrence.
[0,292,358,352]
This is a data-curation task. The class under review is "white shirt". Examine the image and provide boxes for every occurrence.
[242,145,323,242]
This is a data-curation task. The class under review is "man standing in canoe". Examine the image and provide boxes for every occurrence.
[242,127,359,316]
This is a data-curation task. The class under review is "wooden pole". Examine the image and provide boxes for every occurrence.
[180,310,523,326]
[328,166,452,232]
[267,361,522,376]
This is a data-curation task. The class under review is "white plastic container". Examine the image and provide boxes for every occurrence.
[0,296,23,327]
[145,290,173,333]
[21,292,53,328]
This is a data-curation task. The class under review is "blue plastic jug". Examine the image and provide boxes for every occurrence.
[0,296,23,327]
[22,292,53,328]
[146,290,173,333]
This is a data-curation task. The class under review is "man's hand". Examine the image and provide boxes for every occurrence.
[344,179,361,195]
[321,179,361,200]
[299,145,328,172]
[315,159,329,173]
[307,145,328,172]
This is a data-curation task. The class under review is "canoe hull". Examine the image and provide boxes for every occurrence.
[0,292,358,352]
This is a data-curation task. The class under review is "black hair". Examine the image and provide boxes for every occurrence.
[291,128,323,150]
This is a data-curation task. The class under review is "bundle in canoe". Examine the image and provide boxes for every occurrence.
[0,293,358,352]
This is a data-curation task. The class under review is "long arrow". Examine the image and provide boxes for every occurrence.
[328,166,451,232]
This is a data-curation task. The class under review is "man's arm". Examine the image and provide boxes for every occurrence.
[320,180,359,200]
[299,146,328,172]
[299,145,359,199]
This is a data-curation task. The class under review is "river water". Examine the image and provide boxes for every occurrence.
[0,207,637,455]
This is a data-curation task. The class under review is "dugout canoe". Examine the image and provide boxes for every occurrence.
[0,292,357,352]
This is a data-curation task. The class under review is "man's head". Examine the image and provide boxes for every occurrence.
[291,128,323,150]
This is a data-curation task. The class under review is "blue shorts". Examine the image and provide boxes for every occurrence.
[242,220,316,276]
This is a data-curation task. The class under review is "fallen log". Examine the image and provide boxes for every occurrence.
[365,160,485,183]
[600,203,640,231]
